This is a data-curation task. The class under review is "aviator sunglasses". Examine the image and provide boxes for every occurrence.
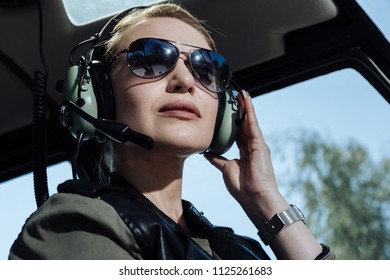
[107,38,232,96]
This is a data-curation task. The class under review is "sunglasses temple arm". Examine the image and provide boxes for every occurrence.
[106,49,128,69]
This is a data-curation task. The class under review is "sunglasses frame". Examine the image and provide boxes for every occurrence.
[107,37,232,94]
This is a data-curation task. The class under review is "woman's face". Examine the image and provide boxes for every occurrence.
[110,17,219,157]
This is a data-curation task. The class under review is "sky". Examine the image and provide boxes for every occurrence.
[0,0,389,260]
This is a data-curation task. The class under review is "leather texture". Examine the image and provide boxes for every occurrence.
[58,174,270,260]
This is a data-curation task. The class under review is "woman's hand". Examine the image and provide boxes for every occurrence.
[204,90,324,259]
[204,90,289,225]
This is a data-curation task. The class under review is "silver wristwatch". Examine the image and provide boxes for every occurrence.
[258,204,306,245]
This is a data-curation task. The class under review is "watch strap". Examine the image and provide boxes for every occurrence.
[258,204,306,245]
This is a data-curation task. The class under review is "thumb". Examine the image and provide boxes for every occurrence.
[203,152,228,172]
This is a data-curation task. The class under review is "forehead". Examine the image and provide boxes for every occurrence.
[118,17,211,50]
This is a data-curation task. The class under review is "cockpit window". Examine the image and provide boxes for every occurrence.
[62,0,162,25]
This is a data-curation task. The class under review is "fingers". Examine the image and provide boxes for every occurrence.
[205,89,266,168]
[235,90,266,160]
[203,152,228,172]
[241,90,264,142]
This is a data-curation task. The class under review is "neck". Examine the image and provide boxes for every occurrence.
[113,144,187,224]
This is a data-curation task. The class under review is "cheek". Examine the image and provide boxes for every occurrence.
[112,89,141,133]
[114,90,151,129]
[113,87,131,122]
[111,72,144,122]
[204,100,219,139]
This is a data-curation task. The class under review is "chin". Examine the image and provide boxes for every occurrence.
[154,140,210,157]
[142,125,213,156]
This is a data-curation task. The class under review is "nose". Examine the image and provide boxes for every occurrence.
[166,55,196,94]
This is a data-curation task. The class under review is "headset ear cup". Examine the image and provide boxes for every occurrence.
[61,65,99,139]
[61,60,115,140]
[207,88,241,155]
[88,60,115,120]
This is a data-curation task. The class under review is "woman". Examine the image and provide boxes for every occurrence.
[9,3,334,260]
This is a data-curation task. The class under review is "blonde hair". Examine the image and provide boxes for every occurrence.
[103,3,216,62]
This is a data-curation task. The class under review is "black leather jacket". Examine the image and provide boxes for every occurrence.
[58,174,270,260]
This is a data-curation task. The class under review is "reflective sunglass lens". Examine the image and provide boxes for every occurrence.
[191,49,230,93]
[127,39,179,78]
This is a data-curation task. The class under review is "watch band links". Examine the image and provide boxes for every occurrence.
[258,204,306,245]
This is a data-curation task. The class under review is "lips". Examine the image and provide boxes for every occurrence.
[158,101,201,119]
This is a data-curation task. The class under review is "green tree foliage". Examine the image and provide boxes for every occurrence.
[272,130,390,259]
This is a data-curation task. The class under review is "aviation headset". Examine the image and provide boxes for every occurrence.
[59,5,243,155]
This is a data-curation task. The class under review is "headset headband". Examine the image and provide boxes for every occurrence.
[91,6,148,63]
[68,6,147,67]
